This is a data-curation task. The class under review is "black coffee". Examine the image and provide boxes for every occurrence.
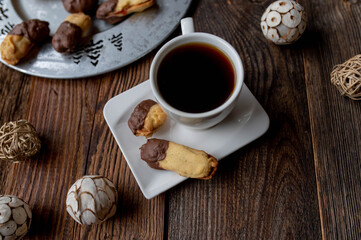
[157,42,235,113]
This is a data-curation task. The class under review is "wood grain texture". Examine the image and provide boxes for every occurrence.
[0,0,360,239]
[302,0,361,239]
[0,63,32,199]
[84,58,165,240]
[166,1,321,239]
[0,54,164,239]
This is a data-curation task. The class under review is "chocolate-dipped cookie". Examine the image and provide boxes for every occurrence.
[140,139,218,179]
[96,0,155,24]
[62,0,98,14]
[128,99,167,138]
[52,13,91,53]
[0,19,50,65]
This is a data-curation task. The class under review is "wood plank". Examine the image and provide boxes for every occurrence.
[0,53,165,239]
[166,0,321,239]
[302,0,361,239]
[0,23,164,240]
[84,58,165,239]
[0,63,32,196]
[5,76,102,239]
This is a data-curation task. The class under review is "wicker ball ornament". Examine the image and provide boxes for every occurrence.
[331,54,361,100]
[0,120,41,162]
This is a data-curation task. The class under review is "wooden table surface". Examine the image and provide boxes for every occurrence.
[1,0,361,239]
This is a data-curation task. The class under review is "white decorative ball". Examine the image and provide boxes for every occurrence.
[0,195,32,240]
[261,0,307,45]
[66,175,117,225]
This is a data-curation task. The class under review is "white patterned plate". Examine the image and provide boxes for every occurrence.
[0,0,192,78]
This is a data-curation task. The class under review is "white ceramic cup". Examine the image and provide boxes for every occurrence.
[150,17,244,129]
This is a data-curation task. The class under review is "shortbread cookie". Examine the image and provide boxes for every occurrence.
[96,0,155,24]
[0,19,50,65]
[52,13,91,53]
[128,99,167,138]
[140,139,218,179]
[62,0,98,13]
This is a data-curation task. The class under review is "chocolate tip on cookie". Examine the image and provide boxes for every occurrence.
[128,99,167,138]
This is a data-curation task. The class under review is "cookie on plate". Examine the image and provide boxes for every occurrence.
[140,138,218,179]
[96,0,155,24]
[62,0,98,14]
[52,13,91,53]
[0,19,50,65]
[128,99,167,138]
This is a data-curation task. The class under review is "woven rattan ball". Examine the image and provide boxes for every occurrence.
[0,120,41,162]
[331,54,361,100]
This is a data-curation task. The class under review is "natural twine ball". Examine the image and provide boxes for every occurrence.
[331,54,361,100]
[0,119,41,162]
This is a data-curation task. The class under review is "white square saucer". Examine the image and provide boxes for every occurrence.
[103,80,269,199]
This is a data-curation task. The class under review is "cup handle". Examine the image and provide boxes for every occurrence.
[181,17,195,35]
